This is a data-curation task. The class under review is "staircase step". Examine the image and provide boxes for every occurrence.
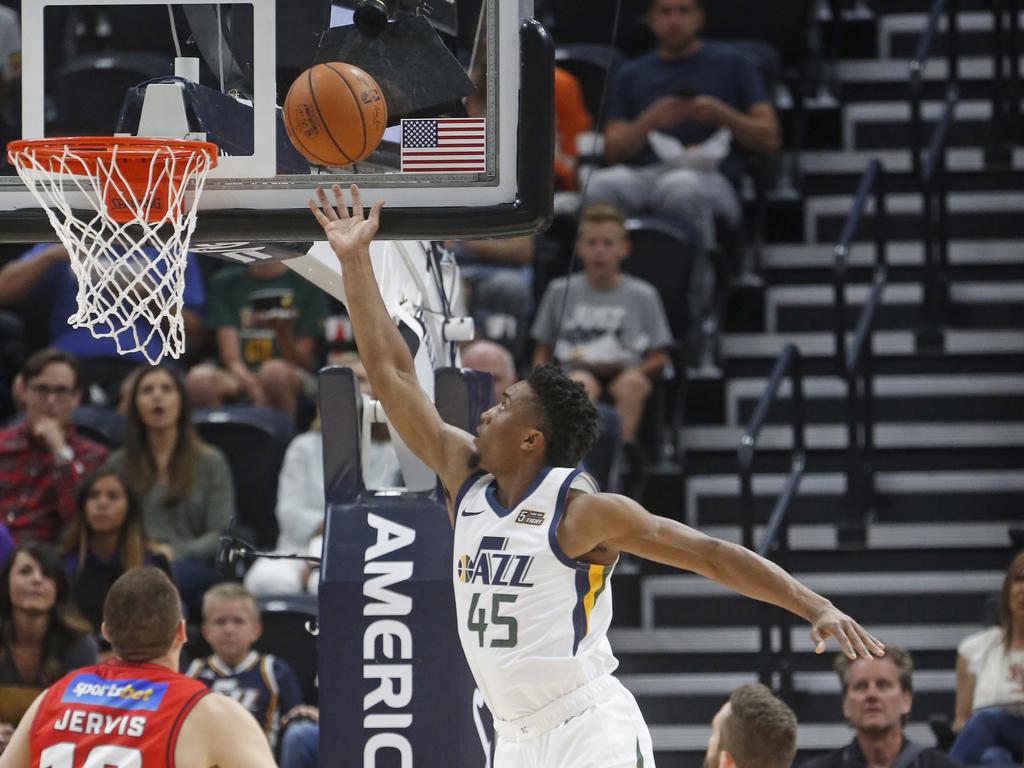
[882,11,1024,59]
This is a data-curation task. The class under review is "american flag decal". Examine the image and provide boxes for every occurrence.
[400,118,487,173]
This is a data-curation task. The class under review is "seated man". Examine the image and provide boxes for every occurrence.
[588,0,780,246]
[705,683,798,768]
[800,646,961,768]
[531,203,672,447]
[186,260,329,423]
[0,348,108,544]
[0,244,205,405]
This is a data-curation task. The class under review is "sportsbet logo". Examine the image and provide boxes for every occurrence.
[61,674,168,711]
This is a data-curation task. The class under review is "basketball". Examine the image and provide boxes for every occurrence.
[283,62,388,167]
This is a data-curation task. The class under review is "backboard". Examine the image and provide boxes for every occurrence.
[0,0,554,244]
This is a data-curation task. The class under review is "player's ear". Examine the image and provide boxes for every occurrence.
[719,750,736,768]
[522,428,545,456]
[177,619,188,642]
[100,621,111,645]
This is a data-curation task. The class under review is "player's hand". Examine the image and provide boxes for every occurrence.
[309,184,383,259]
[810,605,885,660]
[282,704,319,727]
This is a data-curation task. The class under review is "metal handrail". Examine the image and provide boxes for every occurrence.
[738,343,805,703]
[909,0,959,341]
[832,159,888,544]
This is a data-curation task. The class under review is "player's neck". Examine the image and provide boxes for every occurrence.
[491,462,546,510]
[855,727,903,767]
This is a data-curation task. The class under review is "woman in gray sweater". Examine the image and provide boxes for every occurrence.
[107,366,234,610]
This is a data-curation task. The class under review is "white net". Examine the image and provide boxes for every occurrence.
[8,139,216,365]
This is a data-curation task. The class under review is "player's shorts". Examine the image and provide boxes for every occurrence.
[492,675,656,768]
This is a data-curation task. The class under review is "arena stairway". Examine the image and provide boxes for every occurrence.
[615,4,1024,765]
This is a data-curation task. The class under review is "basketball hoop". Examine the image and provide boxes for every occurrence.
[6,136,219,364]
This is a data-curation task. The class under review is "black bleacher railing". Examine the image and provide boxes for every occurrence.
[990,0,1021,163]
[737,343,805,703]
[833,159,888,545]
[909,0,959,347]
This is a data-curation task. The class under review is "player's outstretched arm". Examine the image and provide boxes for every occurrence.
[177,692,277,768]
[564,492,886,661]
[0,692,43,768]
[309,184,475,496]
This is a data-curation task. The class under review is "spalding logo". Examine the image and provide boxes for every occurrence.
[296,104,320,138]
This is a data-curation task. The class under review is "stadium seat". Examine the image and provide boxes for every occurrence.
[554,43,625,126]
[193,408,293,549]
[0,311,25,422]
[70,404,125,448]
[257,596,319,706]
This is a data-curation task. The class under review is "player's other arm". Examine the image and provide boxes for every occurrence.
[309,185,475,494]
[176,692,277,768]
[565,493,886,661]
[0,692,44,768]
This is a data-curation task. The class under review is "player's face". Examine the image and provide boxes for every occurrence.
[702,702,729,768]
[84,475,130,536]
[22,362,80,428]
[202,600,262,667]
[135,369,181,431]
[842,658,911,736]
[648,0,705,54]
[8,551,58,615]
[576,222,631,282]
[474,381,543,471]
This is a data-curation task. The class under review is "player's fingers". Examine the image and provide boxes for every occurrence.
[846,621,873,660]
[810,627,826,654]
[331,184,349,219]
[350,184,364,220]
[833,626,858,660]
[316,188,338,221]
[307,198,328,227]
[369,199,384,226]
[857,625,886,656]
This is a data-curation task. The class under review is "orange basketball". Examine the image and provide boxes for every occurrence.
[283,62,388,167]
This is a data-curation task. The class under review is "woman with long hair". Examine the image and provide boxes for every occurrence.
[106,365,234,610]
[62,468,173,635]
[0,543,96,749]
[950,549,1024,765]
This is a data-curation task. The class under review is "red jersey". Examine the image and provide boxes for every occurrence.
[28,660,209,768]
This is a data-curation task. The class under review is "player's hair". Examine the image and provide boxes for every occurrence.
[579,202,627,232]
[122,365,204,504]
[21,346,82,389]
[525,364,599,468]
[719,684,797,768]
[999,549,1024,651]
[201,582,260,623]
[103,566,182,662]
[834,644,914,697]
[0,543,92,684]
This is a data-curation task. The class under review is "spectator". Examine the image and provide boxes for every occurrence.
[705,683,798,768]
[278,710,319,768]
[245,354,401,597]
[0,543,97,744]
[554,66,594,192]
[588,0,780,246]
[0,526,12,566]
[800,646,961,768]
[186,261,329,424]
[0,348,108,545]
[0,245,206,405]
[106,365,233,611]
[61,468,173,640]
[186,583,309,752]
[531,203,673,445]
[948,550,1024,766]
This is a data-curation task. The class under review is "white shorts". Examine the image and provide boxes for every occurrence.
[493,676,656,768]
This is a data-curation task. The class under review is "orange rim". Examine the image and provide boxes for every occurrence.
[7,136,219,179]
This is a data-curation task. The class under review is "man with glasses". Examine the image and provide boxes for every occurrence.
[0,348,108,544]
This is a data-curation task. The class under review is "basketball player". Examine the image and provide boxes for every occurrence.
[309,185,885,767]
[0,567,276,768]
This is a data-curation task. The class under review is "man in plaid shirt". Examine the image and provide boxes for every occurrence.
[0,348,108,544]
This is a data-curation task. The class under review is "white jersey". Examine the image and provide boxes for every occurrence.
[452,466,619,722]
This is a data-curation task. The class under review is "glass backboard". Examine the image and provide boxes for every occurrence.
[0,0,553,244]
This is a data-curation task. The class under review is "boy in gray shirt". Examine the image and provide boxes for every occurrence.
[531,204,673,444]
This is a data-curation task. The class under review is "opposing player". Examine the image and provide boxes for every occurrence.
[310,185,885,767]
[0,567,276,768]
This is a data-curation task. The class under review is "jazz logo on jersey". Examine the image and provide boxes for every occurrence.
[61,674,168,711]
[515,509,545,526]
[457,536,534,587]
